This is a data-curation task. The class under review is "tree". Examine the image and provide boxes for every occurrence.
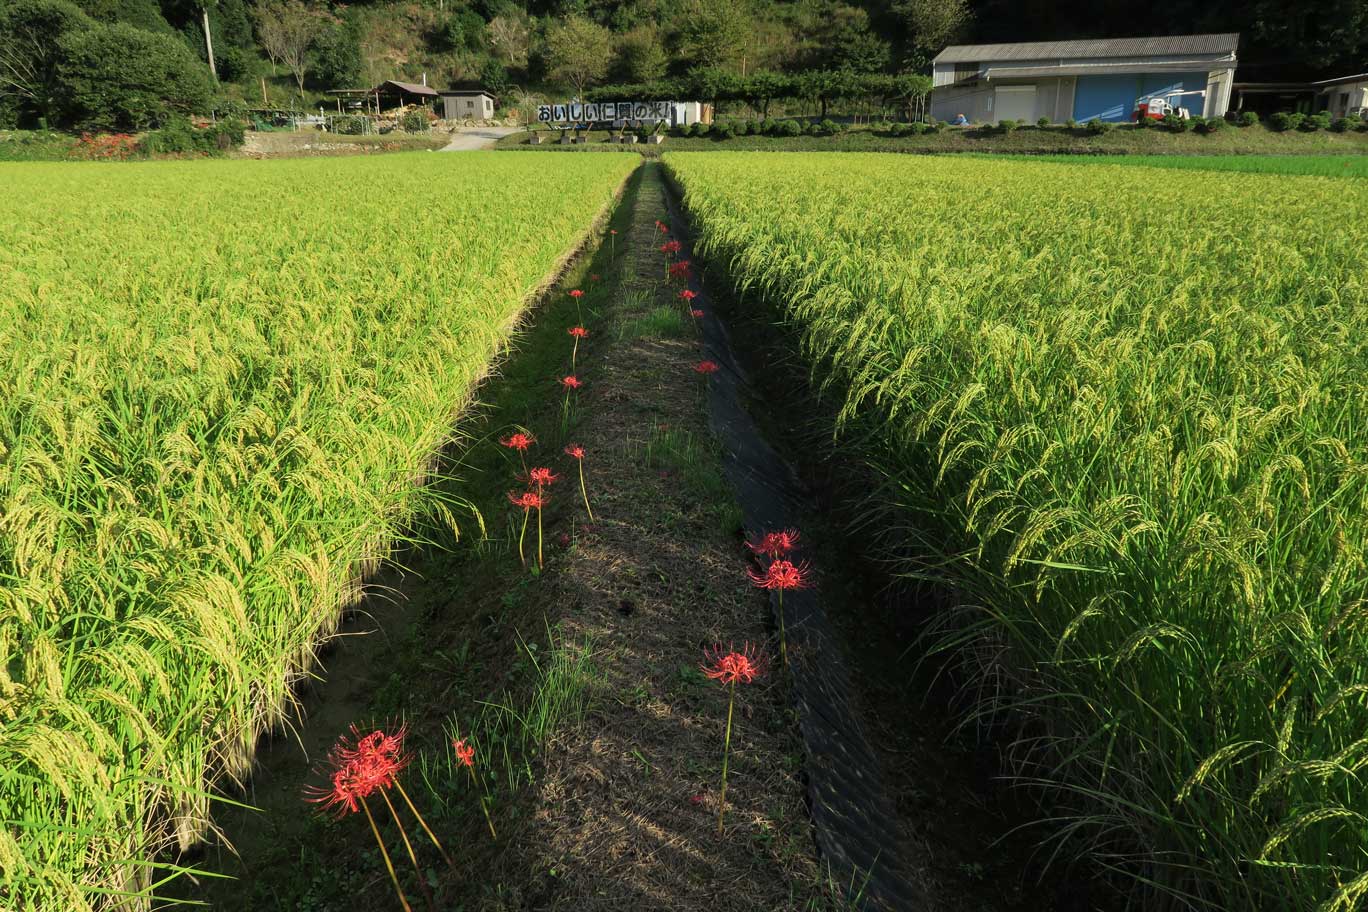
[56,21,214,129]
[818,6,891,74]
[509,85,541,127]
[479,59,511,97]
[0,0,93,127]
[311,18,361,88]
[674,0,749,71]
[545,15,611,97]
[253,0,324,93]
[895,0,969,69]
[611,26,667,83]
[487,11,530,67]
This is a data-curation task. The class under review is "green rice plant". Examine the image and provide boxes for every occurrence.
[0,150,635,909]
[664,151,1368,911]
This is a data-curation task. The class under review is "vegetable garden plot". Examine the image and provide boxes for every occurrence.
[664,151,1368,912]
[0,151,635,910]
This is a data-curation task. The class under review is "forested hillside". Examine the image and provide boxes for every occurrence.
[1,0,1364,131]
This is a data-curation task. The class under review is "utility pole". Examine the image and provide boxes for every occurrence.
[201,6,218,81]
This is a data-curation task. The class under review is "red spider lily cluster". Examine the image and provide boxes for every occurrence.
[679,289,697,302]
[746,529,800,559]
[568,326,589,338]
[668,261,692,283]
[695,360,719,374]
[500,432,535,453]
[660,240,683,256]
[305,724,450,910]
[568,289,584,299]
[561,374,583,390]
[75,133,140,160]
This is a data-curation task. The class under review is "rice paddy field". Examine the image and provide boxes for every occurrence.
[1019,153,1368,178]
[665,151,1368,911]
[0,152,634,909]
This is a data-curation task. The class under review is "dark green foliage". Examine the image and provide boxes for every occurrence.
[1238,110,1260,126]
[215,46,252,82]
[1270,111,1305,131]
[139,113,244,153]
[1300,112,1331,131]
[1036,116,1049,127]
[710,119,735,138]
[56,22,214,130]
[1162,112,1191,132]
[434,7,486,52]
[312,20,363,88]
[479,58,511,97]
[73,0,170,32]
[1330,113,1361,133]
[400,108,428,132]
[814,117,843,135]
[1196,115,1226,134]
[1085,117,1111,135]
[1064,117,1077,129]
[0,0,94,126]
[333,114,367,134]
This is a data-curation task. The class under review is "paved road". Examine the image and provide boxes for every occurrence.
[439,127,521,151]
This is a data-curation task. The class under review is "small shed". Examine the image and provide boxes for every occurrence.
[1233,72,1368,118]
[931,33,1239,124]
[440,89,496,121]
[374,80,439,112]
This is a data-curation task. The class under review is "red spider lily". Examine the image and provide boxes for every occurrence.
[590,273,600,281]
[564,443,595,521]
[509,490,546,567]
[701,642,768,836]
[702,643,768,685]
[568,326,589,368]
[527,467,560,488]
[695,360,719,374]
[508,490,547,510]
[749,559,810,667]
[679,289,698,302]
[745,529,801,559]
[661,240,683,256]
[568,289,584,298]
[450,733,497,839]
[500,432,535,452]
[561,375,583,390]
[691,309,705,318]
[748,559,810,590]
[668,260,692,283]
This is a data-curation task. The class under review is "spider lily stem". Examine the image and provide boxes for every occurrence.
[361,795,412,912]
[380,788,435,912]
[395,779,453,868]
[577,461,595,522]
[717,678,736,837]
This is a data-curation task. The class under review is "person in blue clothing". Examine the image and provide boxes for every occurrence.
[951,113,970,125]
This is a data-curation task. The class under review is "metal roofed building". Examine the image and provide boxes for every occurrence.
[931,33,1239,124]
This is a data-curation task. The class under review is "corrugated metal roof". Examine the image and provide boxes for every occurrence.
[377,80,439,96]
[983,60,1225,79]
[934,33,1239,64]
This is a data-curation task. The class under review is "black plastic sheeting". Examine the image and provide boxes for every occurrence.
[662,176,926,911]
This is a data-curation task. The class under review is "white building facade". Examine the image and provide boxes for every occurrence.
[931,33,1239,124]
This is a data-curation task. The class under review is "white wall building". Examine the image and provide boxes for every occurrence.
[931,33,1239,124]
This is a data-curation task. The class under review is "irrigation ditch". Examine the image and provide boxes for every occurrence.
[161,159,1108,911]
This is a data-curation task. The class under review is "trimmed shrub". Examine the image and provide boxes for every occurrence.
[711,120,736,139]
[1064,117,1077,129]
[1037,116,1050,127]
[1238,110,1259,126]
[814,118,842,136]
[334,115,367,135]
[770,118,802,137]
[1269,111,1304,132]
[1085,118,1112,135]
[1196,116,1226,134]
[1331,112,1362,133]
[1301,112,1331,132]
[1163,112,1191,132]
[400,109,428,133]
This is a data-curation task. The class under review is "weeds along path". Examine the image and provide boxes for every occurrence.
[0,152,635,910]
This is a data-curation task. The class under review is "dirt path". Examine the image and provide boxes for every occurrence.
[440,127,522,151]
